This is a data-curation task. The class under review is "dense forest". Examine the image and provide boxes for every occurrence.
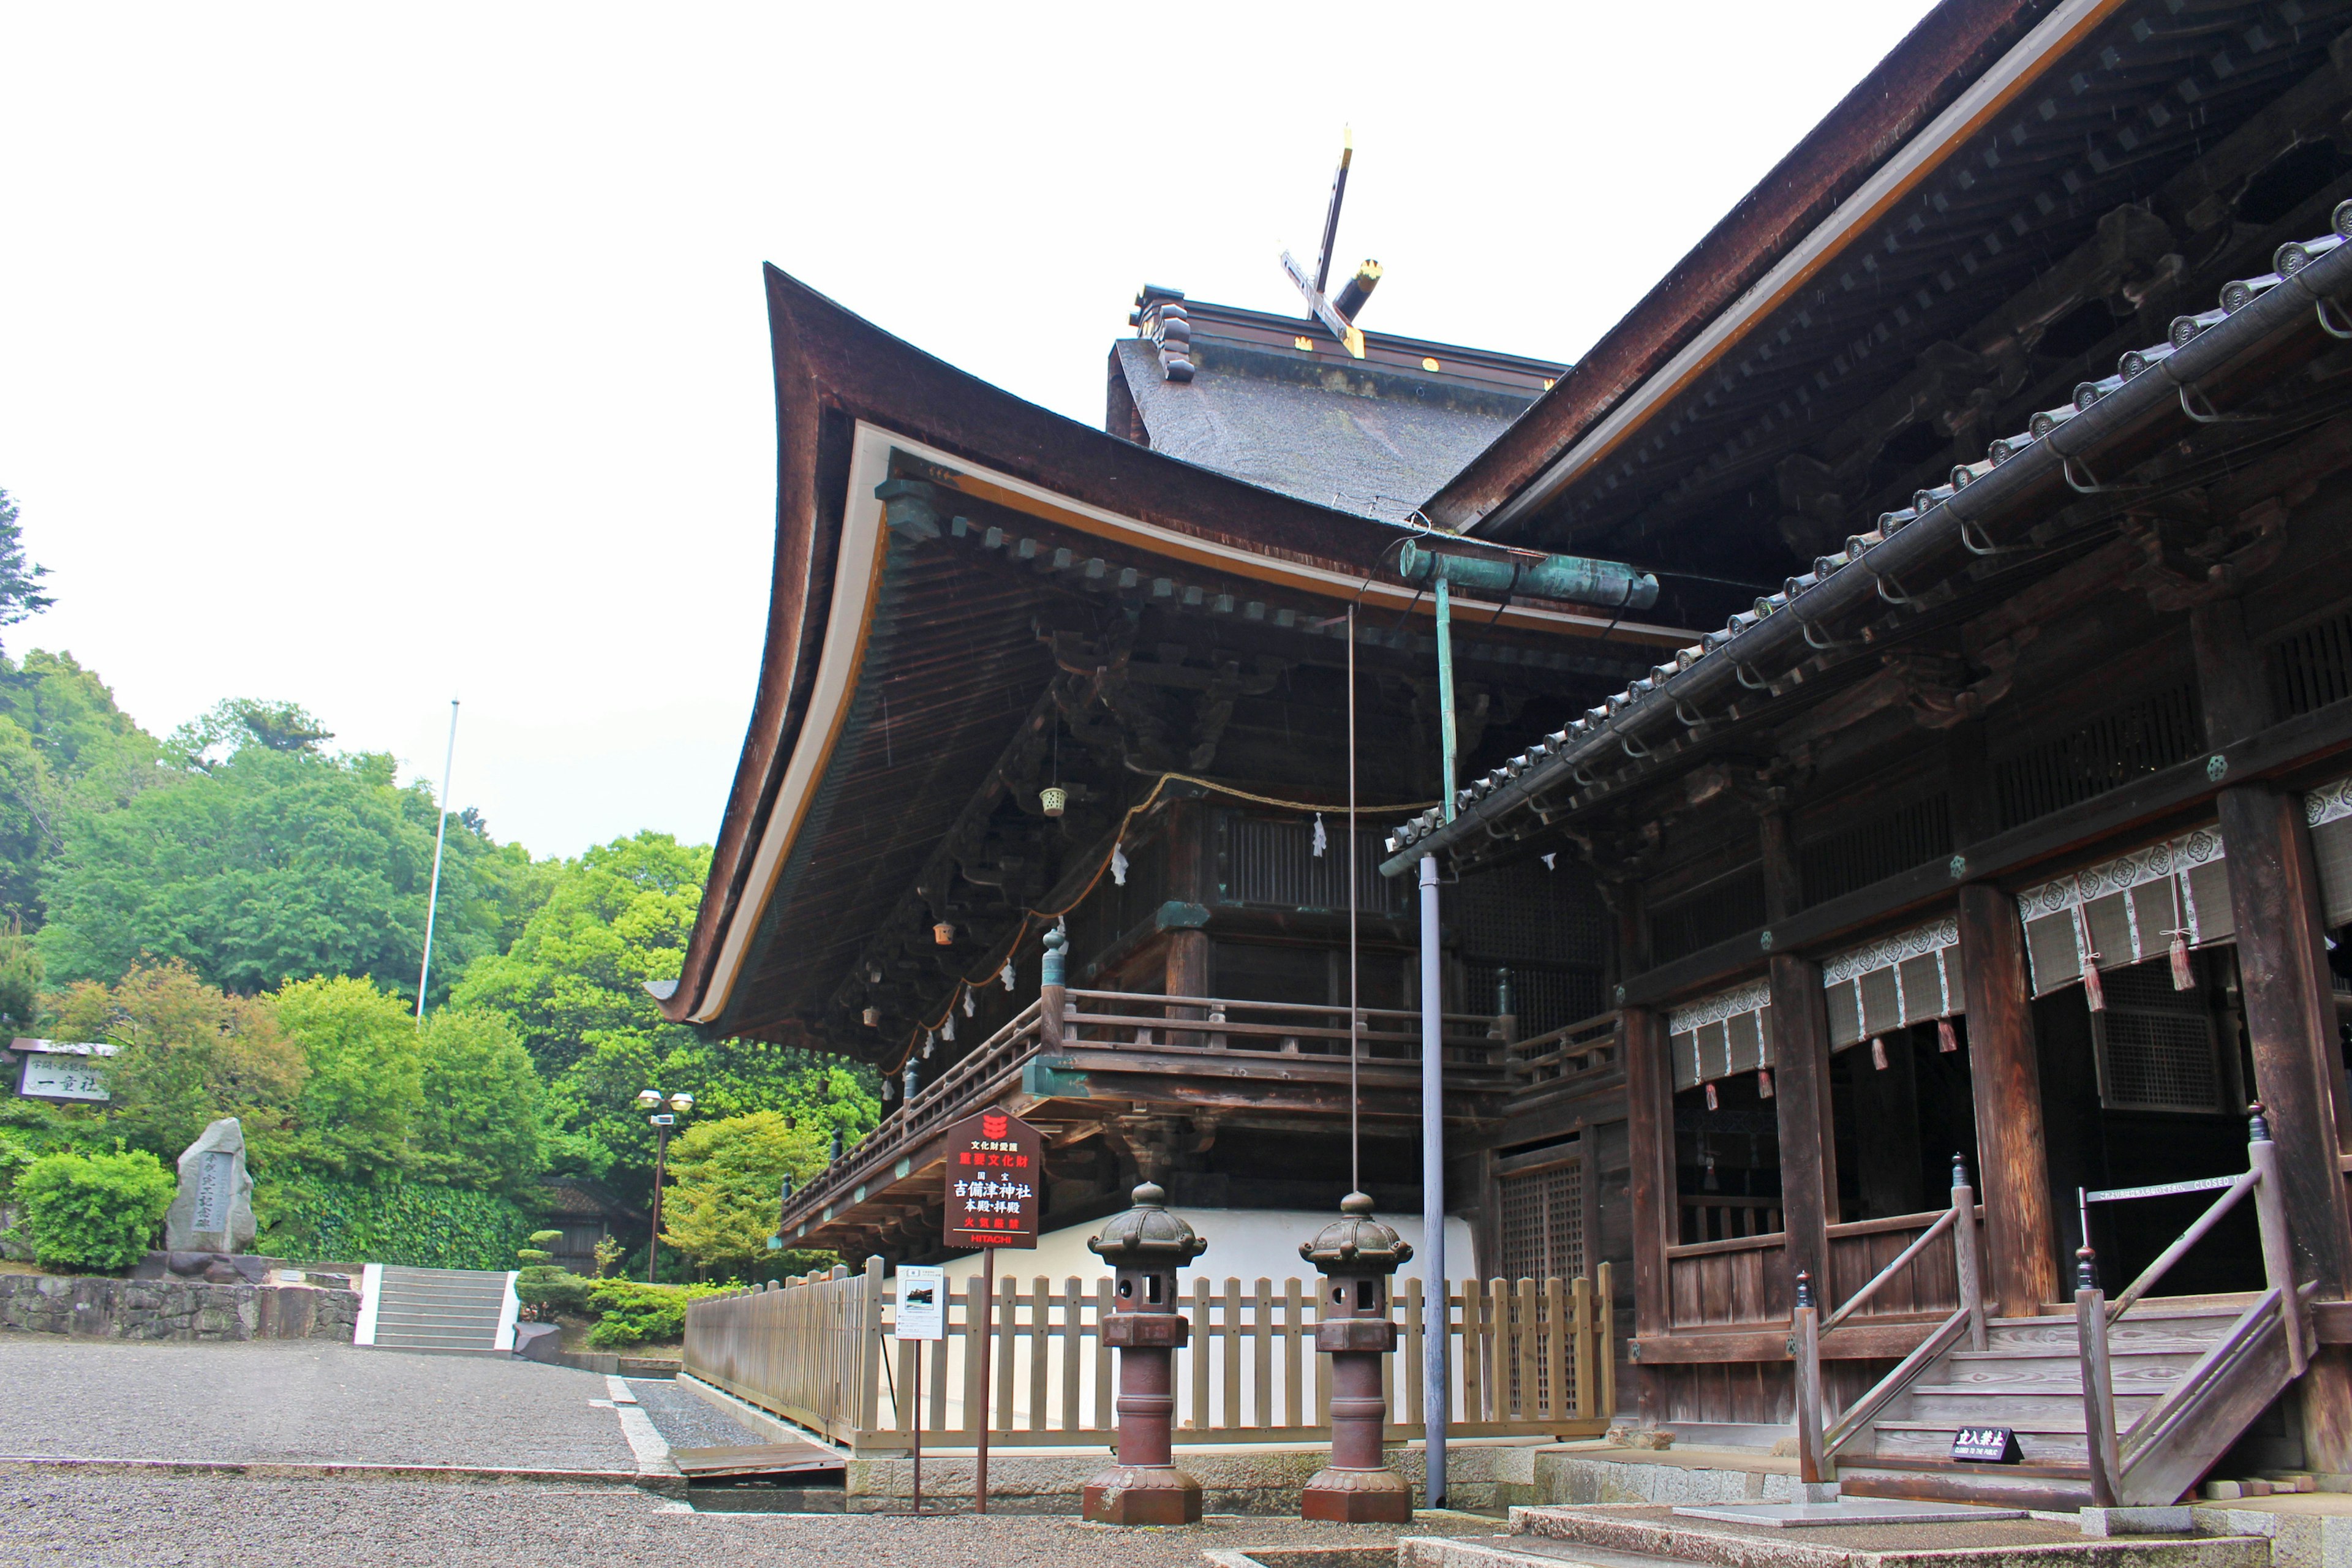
[0,491,876,1276]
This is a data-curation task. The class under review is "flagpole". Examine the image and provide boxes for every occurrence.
[415,699,460,1019]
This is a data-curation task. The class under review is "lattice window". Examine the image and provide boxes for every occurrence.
[1498,1161,1585,1414]
[1994,684,2203,830]
[1800,794,1952,907]
[1498,1162,1586,1284]
[1650,867,1768,965]
[1223,812,1408,916]
[2269,608,2352,718]
[1454,858,1608,966]
[1464,961,1605,1036]
[2093,959,2225,1114]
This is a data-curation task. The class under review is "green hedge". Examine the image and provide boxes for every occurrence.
[583,1279,728,1348]
[257,1177,535,1270]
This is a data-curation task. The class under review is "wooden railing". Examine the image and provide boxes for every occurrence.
[1679,1196,1784,1245]
[781,1000,1044,1232]
[1058,989,1509,1072]
[685,1258,1614,1455]
[2072,1109,2307,1506]
[1793,1161,1986,1483]
[781,987,1507,1238]
[1507,1011,1621,1103]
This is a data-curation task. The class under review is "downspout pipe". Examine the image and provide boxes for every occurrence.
[1381,235,2352,878]
[1418,853,1447,1507]
[1398,538,1659,612]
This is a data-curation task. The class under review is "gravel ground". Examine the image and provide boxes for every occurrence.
[625,1379,764,1452]
[0,1475,1447,1566]
[0,1340,635,1471]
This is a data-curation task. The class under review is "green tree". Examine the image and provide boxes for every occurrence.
[0,651,169,927]
[169,698,334,765]
[0,491,53,652]
[0,919,39,1031]
[412,1008,547,1194]
[452,832,880,1193]
[658,1110,829,1278]
[273,976,421,1180]
[43,960,307,1165]
[37,734,526,1003]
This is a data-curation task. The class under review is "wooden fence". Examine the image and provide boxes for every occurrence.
[685,1257,1615,1455]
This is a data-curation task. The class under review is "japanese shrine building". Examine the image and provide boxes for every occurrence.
[664,0,2352,1497]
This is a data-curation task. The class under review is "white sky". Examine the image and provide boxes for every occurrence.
[0,1,1939,860]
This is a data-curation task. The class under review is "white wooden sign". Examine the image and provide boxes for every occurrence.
[17,1053,109,1102]
[895,1265,944,1341]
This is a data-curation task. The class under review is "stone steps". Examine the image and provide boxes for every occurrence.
[1403,1503,2271,1568]
[363,1265,513,1354]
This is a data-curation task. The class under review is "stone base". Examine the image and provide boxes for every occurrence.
[1301,1463,1414,1523]
[130,1251,285,1286]
[0,1273,356,1341]
[1082,1463,1203,1525]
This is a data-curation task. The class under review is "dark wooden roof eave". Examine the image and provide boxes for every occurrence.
[1423,0,2059,535]
[660,266,1436,1033]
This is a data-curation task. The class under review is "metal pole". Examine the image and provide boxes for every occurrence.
[415,699,459,1019]
[912,1339,923,1513]
[647,1120,668,1284]
[1434,579,1458,813]
[1419,853,1446,1507]
[1422,561,1458,1508]
[975,1245,995,1513]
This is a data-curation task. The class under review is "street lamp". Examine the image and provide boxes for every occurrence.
[635,1088,695,1283]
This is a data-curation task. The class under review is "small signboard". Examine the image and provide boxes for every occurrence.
[895,1264,945,1341]
[12,1039,112,1103]
[941,1105,1042,1250]
[1951,1425,2023,1464]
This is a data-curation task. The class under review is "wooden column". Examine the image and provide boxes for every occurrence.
[1760,810,1803,925]
[1766,956,1836,1297]
[2192,599,2271,748]
[1163,799,1211,1010]
[2217,784,2352,1293]
[1956,882,2062,1317]
[1621,1005,1675,1419]
[2200,592,2352,1470]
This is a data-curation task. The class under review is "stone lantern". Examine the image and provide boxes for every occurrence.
[1300,1191,1414,1522]
[1082,1182,1209,1525]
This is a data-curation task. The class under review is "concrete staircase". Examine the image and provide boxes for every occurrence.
[1404,1501,2271,1568]
[363,1265,514,1354]
[1835,1295,2294,1510]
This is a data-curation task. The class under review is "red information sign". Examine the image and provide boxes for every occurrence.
[942,1106,1042,1249]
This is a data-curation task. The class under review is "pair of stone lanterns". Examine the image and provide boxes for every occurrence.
[1081,1185,1413,1525]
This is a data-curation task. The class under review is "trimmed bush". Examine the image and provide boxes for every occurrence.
[584,1279,726,1348]
[17,1148,176,1271]
[257,1177,533,1270]
[516,1229,592,1317]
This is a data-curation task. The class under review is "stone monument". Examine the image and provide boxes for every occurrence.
[137,1117,271,1284]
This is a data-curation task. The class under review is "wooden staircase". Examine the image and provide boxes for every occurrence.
[1800,1112,2310,1510]
[1836,1296,2294,1510]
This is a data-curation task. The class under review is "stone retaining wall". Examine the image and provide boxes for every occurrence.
[0,1273,358,1341]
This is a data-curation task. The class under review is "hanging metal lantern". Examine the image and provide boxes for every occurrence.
[862,1006,880,1028]
[933,921,954,946]
[1040,785,1068,818]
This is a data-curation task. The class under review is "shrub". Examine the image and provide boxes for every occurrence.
[584,1278,726,1348]
[516,1228,592,1318]
[16,1148,175,1271]
[256,1176,533,1270]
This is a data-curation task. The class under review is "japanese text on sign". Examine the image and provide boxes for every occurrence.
[941,1106,1042,1250]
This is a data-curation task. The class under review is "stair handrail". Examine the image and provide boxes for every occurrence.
[2085,1104,2306,1373]
[1819,1305,1972,1454]
[1799,1155,1989,1469]
[2115,1281,2298,1466]
[2074,1248,2122,1507]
